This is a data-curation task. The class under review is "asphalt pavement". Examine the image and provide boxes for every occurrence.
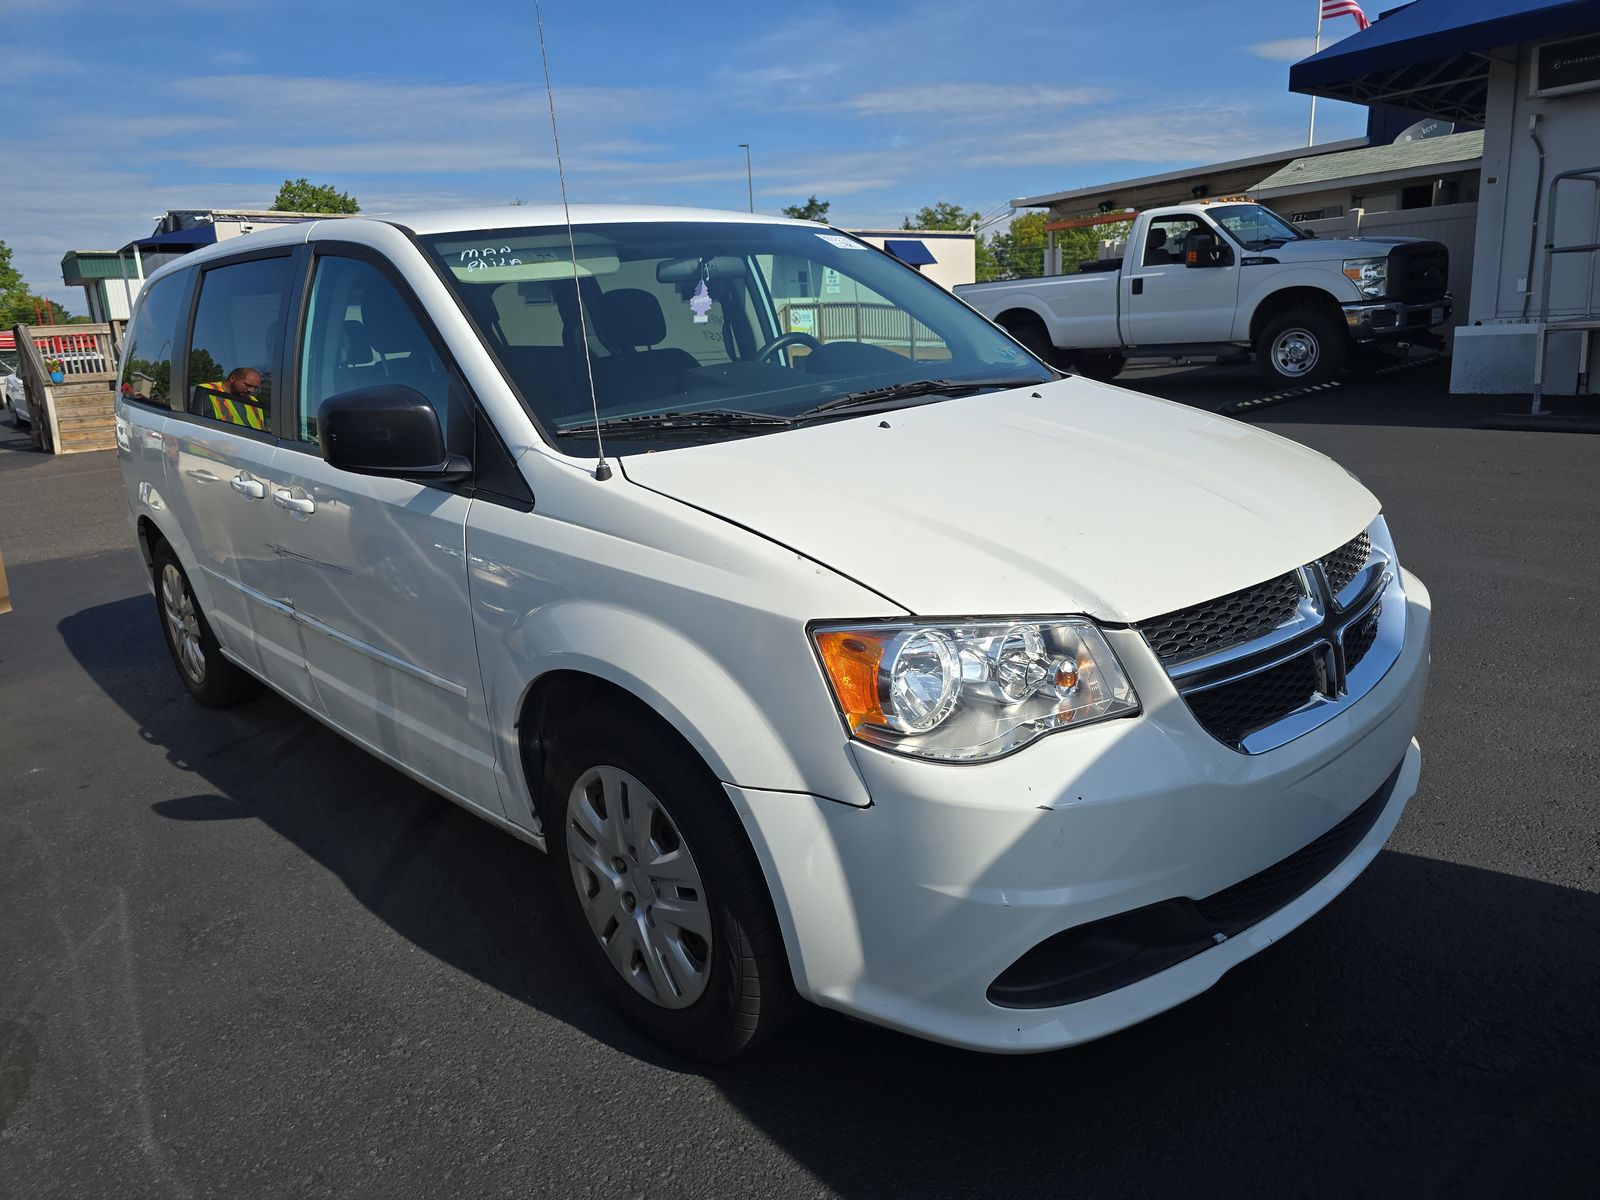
[2,365,1597,1199]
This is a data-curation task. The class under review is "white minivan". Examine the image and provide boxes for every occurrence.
[116,206,1430,1059]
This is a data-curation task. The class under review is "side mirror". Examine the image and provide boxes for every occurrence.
[317,385,469,482]
[1183,232,1232,269]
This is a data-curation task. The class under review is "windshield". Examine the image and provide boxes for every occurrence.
[1207,204,1306,250]
[418,221,1049,453]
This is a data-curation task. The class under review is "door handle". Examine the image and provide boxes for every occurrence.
[1131,277,1144,296]
[272,488,316,515]
[230,474,266,500]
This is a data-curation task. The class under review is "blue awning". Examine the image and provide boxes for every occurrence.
[1290,0,1600,121]
[883,239,937,266]
[121,224,220,254]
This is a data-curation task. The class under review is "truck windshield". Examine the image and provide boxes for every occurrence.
[1207,204,1306,250]
[418,221,1049,453]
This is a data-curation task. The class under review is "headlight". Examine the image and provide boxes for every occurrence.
[1342,256,1388,299]
[812,618,1139,762]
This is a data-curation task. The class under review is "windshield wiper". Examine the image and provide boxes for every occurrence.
[794,376,1042,420]
[553,408,794,437]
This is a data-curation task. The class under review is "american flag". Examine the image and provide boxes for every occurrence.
[1321,0,1371,29]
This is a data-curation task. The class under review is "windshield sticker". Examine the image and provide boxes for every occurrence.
[815,233,866,250]
[689,279,713,324]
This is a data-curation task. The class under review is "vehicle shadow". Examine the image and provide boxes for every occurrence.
[58,596,1600,1198]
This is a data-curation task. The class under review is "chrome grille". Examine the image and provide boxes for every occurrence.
[1137,572,1302,665]
[1186,652,1320,749]
[1320,531,1372,598]
[1344,604,1381,672]
[1142,518,1404,755]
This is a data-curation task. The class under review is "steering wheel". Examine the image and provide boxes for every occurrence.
[755,331,824,363]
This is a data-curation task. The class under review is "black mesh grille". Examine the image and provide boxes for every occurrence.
[1388,243,1449,304]
[1343,605,1381,672]
[1320,531,1371,597]
[1138,572,1302,665]
[1186,651,1320,747]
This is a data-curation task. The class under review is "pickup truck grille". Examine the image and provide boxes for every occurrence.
[1139,528,1399,752]
[1387,243,1449,304]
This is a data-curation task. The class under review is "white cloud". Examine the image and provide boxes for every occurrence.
[1248,37,1317,61]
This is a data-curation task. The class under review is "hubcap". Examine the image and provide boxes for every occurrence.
[565,765,712,1009]
[159,564,206,685]
[1271,328,1320,378]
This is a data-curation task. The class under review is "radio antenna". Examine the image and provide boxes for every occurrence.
[534,0,610,481]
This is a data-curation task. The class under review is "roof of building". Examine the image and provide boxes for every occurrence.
[1291,0,1600,122]
[1011,138,1368,213]
[60,250,141,284]
[1252,129,1485,197]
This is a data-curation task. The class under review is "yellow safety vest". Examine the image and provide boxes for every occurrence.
[200,383,267,431]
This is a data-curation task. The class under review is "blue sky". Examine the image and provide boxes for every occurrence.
[0,0,1369,311]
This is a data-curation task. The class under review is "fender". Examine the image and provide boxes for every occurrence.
[1238,273,1355,342]
[478,597,876,832]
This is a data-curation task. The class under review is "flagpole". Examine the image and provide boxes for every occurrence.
[1308,3,1323,146]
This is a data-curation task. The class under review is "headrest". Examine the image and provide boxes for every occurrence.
[339,319,375,366]
[598,288,667,349]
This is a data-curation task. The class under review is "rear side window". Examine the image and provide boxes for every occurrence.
[187,257,294,433]
[119,274,186,410]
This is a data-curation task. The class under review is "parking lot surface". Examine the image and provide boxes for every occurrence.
[2,365,1597,1198]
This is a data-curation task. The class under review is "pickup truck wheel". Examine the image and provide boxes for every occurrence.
[1255,309,1346,387]
[1070,352,1127,382]
[1003,320,1062,369]
[545,707,797,1061]
[150,541,261,708]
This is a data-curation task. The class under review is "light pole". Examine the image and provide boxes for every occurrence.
[738,143,753,212]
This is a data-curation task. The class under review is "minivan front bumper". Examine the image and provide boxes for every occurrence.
[727,569,1431,1052]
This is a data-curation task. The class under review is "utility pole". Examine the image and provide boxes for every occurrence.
[738,144,753,212]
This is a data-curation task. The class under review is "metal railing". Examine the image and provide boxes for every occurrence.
[776,301,948,361]
[1532,164,1600,414]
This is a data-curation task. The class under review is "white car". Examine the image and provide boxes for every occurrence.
[1,351,27,425]
[115,206,1430,1058]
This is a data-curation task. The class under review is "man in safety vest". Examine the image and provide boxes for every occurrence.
[197,368,266,430]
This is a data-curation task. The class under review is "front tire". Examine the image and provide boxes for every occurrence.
[1069,352,1127,382]
[151,541,261,708]
[545,706,796,1060]
[1254,307,1346,387]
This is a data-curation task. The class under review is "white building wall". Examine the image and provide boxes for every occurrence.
[1453,40,1600,394]
[853,233,976,290]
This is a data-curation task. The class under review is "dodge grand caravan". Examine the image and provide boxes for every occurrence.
[115,206,1430,1059]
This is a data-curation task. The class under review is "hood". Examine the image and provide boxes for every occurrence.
[1268,235,1428,264]
[620,379,1378,622]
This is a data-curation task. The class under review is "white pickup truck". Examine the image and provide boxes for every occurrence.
[956,199,1451,387]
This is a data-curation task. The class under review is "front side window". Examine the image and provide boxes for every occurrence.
[119,273,186,410]
[419,221,1047,454]
[1142,217,1206,267]
[187,257,294,433]
[297,255,452,443]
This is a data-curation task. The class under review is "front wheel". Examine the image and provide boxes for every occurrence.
[1069,352,1127,382]
[545,707,797,1060]
[1254,308,1346,387]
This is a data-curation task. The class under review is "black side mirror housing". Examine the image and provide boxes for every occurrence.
[1183,231,1233,269]
[318,385,470,482]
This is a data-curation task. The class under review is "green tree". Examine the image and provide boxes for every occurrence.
[975,212,1132,282]
[781,195,830,222]
[901,202,979,231]
[272,178,360,214]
